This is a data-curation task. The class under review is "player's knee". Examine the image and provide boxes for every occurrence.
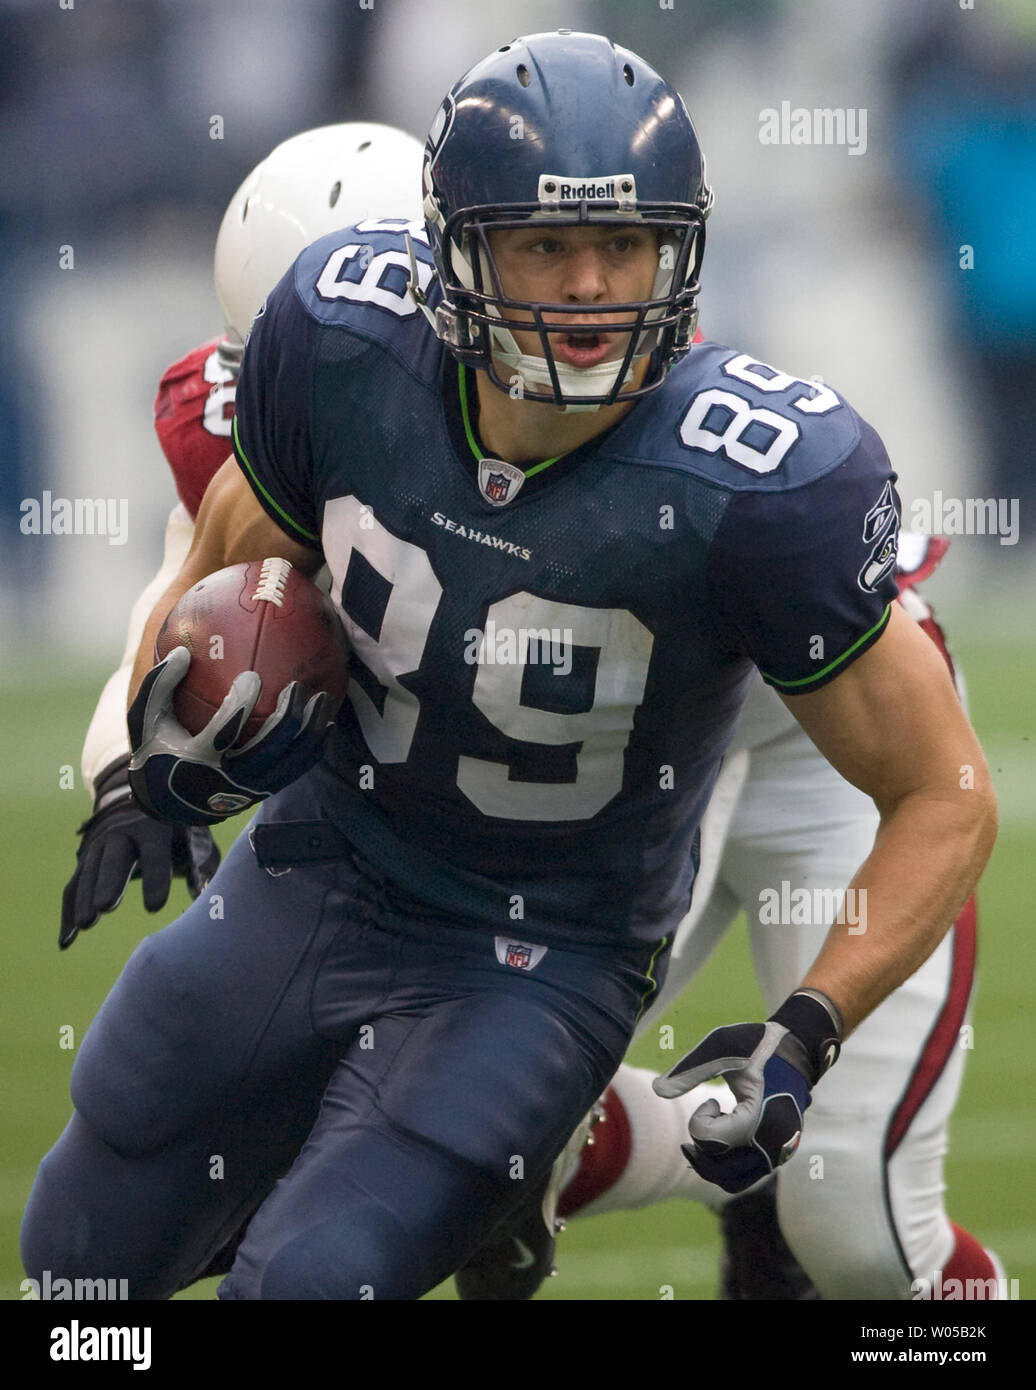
[20,1119,117,1286]
[20,1155,63,1284]
[899,1210,955,1292]
[23,1111,231,1300]
[256,1205,426,1301]
[778,1159,920,1299]
[377,995,601,1176]
[70,934,228,1155]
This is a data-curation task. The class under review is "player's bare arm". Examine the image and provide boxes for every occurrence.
[785,601,997,1034]
[656,608,997,1197]
[127,456,321,708]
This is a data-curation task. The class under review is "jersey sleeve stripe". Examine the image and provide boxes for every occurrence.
[761,602,892,693]
[232,415,320,545]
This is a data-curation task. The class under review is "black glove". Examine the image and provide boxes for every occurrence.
[60,756,221,950]
[127,646,331,827]
[653,990,843,1194]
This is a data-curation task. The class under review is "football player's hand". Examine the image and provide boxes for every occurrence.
[652,990,843,1194]
[127,646,331,827]
[60,756,221,950]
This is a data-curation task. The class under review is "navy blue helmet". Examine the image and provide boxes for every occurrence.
[419,30,714,410]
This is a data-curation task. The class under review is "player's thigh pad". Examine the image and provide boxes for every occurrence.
[222,926,660,1299]
[331,920,656,1176]
[377,996,601,1178]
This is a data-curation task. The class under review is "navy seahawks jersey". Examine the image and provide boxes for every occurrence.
[232,221,900,948]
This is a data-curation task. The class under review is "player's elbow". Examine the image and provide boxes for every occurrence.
[878,771,998,879]
[957,781,999,911]
[953,743,999,870]
[970,780,999,870]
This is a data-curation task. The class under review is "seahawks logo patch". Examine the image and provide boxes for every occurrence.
[858,480,899,592]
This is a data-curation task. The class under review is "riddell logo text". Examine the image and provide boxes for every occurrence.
[538,174,634,205]
[559,181,616,199]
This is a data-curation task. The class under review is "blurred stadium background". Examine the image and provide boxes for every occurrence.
[2,0,1033,1301]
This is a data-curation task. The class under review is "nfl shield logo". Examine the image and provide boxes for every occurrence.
[494,936,548,971]
[505,942,532,970]
[486,471,511,503]
[478,458,526,506]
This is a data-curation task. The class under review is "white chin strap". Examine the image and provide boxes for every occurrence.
[481,228,688,413]
[489,320,641,414]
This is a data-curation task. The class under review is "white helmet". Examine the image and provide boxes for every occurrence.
[214,122,425,345]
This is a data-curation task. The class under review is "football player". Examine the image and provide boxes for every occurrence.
[60,122,424,951]
[459,538,1005,1303]
[541,538,1003,1301]
[23,31,996,1301]
[57,103,993,1309]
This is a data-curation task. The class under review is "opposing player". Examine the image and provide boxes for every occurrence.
[456,536,1002,1303]
[529,536,1002,1301]
[23,32,996,1301]
[61,123,424,950]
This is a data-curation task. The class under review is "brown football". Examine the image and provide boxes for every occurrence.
[155,558,350,744]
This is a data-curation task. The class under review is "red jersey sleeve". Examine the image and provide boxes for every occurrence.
[153,338,238,519]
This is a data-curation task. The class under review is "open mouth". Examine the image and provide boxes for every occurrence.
[551,332,616,369]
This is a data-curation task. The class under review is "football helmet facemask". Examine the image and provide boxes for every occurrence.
[417,31,713,413]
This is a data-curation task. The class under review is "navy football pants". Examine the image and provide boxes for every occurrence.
[21,781,664,1299]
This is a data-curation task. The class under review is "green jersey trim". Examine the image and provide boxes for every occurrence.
[762,603,892,693]
[457,364,568,480]
[232,414,320,545]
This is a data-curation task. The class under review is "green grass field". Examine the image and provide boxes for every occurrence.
[3,625,1033,1301]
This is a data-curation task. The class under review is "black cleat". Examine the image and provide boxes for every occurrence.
[718,1178,821,1300]
[454,1103,605,1300]
[454,1176,560,1301]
